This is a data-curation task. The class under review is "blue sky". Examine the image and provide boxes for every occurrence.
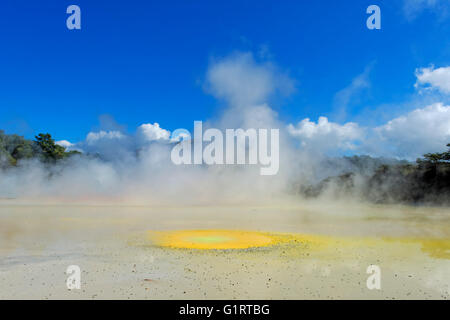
[0,0,449,146]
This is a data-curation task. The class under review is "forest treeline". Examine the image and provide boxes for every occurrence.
[0,130,80,167]
[301,143,450,204]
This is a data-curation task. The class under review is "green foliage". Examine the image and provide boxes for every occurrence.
[0,130,81,167]
[0,130,35,166]
[34,133,67,162]
[418,143,450,164]
[0,145,16,166]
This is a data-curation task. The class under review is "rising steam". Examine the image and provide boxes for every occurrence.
[1,51,449,205]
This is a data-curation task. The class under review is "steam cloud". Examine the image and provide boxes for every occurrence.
[1,52,449,204]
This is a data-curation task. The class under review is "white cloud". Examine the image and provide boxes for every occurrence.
[86,130,125,144]
[70,123,174,162]
[373,103,450,158]
[56,139,83,153]
[415,66,450,94]
[136,123,170,142]
[403,0,449,20]
[287,117,365,153]
[205,52,295,107]
[56,140,74,148]
[76,130,132,162]
[288,104,450,159]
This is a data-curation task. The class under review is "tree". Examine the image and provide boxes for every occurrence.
[418,143,450,164]
[0,130,37,165]
[0,145,16,166]
[0,131,81,167]
[11,141,34,160]
[34,133,67,162]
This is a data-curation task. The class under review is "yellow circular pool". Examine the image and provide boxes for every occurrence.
[148,229,277,249]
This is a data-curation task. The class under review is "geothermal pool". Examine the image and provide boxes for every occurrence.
[0,201,449,299]
[148,230,278,249]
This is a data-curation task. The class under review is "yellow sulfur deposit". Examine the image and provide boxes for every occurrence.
[147,229,450,261]
[148,229,283,249]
